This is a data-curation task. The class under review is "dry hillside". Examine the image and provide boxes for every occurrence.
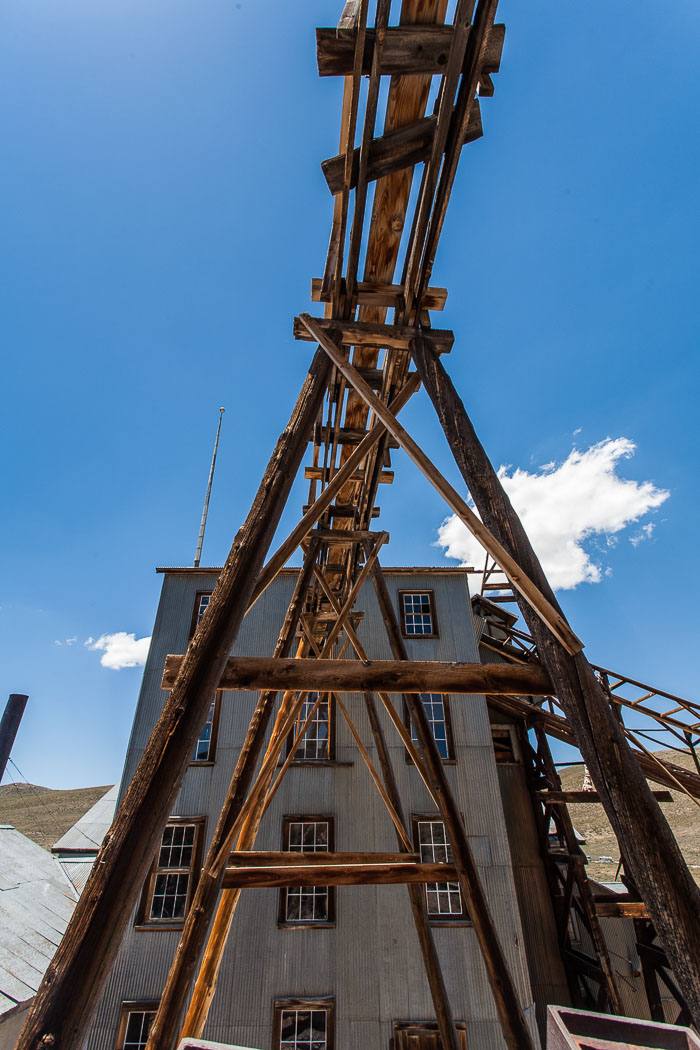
[559,750,700,885]
[0,782,112,851]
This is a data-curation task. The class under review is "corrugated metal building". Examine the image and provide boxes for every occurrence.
[90,567,567,1050]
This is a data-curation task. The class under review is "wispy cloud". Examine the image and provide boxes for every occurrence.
[435,437,669,591]
[54,635,78,647]
[85,632,151,670]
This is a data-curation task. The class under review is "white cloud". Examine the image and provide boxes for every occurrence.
[630,522,656,547]
[435,437,669,591]
[86,632,151,670]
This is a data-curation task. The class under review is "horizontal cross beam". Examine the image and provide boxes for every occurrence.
[223,861,459,889]
[161,655,553,694]
[228,851,420,866]
[311,279,447,312]
[316,24,505,78]
[536,790,673,805]
[293,316,454,353]
[321,106,482,195]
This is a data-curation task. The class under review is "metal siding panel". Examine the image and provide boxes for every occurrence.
[92,570,540,1050]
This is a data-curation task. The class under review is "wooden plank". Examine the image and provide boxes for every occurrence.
[595,901,650,919]
[304,466,394,484]
[223,862,460,888]
[320,104,482,195]
[293,315,454,352]
[411,333,700,1027]
[302,313,583,655]
[311,279,447,311]
[228,851,420,866]
[161,655,554,694]
[316,24,505,77]
[410,0,500,307]
[536,790,674,805]
[313,422,400,447]
[16,350,333,1050]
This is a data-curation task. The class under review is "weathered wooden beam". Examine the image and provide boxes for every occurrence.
[316,24,505,77]
[369,560,536,1050]
[320,105,482,195]
[311,278,447,311]
[537,790,673,805]
[595,900,650,919]
[361,690,462,1050]
[302,312,583,655]
[223,862,460,888]
[228,851,420,866]
[161,655,554,695]
[304,465,394,484]
[294,315,454,352]
[411,333,700,1027]
[146,546,319,1050]
[17,350,332,1050]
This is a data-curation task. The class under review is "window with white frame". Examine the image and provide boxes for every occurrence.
[115,1003,158,1050]
[280,817,334,925]
[191,694,219,763]
[409,694,453,760]
[399,590,437,637]
[190,591,213,636]
[139,818,204,926]
[274,998,333,1050]
[413,817,466,921]
[290,692,331,761]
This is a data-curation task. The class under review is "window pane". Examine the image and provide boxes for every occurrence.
[123,1011,155,1050]
[192,699,216,761]
[402,592,434,635]
[196,594,211,625]
[411,694,450,759]
[293,694,329,760]
[278,1008,327,1050]
[417,819,462,917]
[284,821,330,923]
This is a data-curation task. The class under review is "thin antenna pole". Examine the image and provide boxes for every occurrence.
[194,408,225,568]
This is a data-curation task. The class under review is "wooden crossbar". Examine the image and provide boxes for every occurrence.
[161,655,554,694]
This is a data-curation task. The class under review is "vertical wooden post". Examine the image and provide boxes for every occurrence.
[363,691,462,1050]
[16,350,331,1050]
[0,693,29,782]
[411,333,700,1026]
[147,543,319,1050]
[370,559,536,1050]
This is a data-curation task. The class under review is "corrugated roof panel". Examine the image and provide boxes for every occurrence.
[53,784,118,853]
[0,828,78,1015]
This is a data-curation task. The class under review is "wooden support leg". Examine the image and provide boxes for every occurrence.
[146,543,320,1050]
[531,723,622,1014]
[410,333,700,1027]
[363,691,463,1050]
[16,349,332,1050]
[370,559,536,1050]
[178,536,388,1042]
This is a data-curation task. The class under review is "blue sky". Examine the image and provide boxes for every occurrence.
[1,0,698,789]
